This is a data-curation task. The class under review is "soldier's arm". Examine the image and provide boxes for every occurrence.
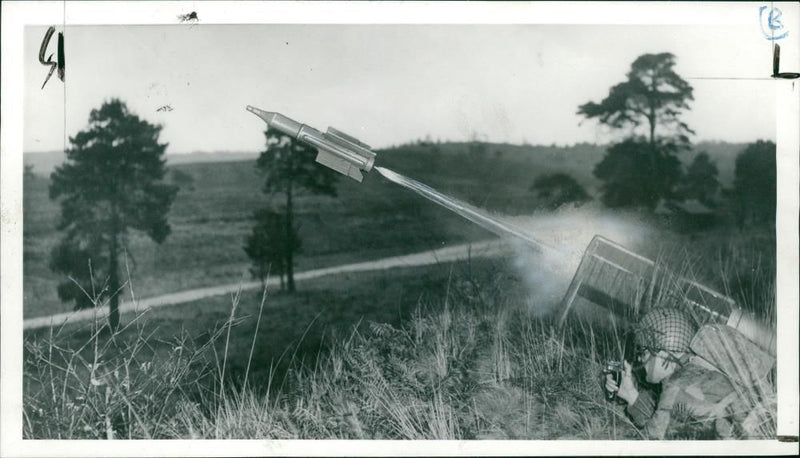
[642,383,681,439]
[626,388,656,427]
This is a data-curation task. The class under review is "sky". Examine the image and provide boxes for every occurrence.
[24,22,780,154]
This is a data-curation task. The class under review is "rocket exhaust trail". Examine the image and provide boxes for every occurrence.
[375,167,557,254]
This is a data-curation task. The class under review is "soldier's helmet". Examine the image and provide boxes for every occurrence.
[635,307,697,354]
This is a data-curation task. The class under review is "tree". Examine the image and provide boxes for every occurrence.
[49,99,177,330]
[593,137,683,209]
[578,53,694,148]
[530,172,591,210]
[678,152,719,206]
[243,208,300,291]
[256,127,338,292]
[731,140,776,228]
[578,53,694,208]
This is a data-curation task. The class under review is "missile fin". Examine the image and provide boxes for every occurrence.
[315,151,364,182]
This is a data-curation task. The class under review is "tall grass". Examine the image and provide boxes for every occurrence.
[23,231,776,440]
[23,312,218,439]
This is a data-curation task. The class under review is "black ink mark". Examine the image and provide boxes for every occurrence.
[57,31,65,82]
[38,27,57,89]
[689,42,800,81]
[38,26,65,89]
[157,105,174,112]
[178,11,199,24]
[772,44,800,79]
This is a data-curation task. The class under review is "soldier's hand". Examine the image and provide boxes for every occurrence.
[612,361,638,406]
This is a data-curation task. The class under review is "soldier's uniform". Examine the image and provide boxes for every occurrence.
[626,355,749,439]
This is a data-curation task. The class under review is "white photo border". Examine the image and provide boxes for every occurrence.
[2,1,798,456]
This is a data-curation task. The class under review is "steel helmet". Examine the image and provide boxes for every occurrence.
[635,307,697,354]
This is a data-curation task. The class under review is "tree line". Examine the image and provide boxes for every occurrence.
[531,52,776,229]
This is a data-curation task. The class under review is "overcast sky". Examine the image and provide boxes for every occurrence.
[25,23,777,154]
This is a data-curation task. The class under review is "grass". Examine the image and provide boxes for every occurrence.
[23,265,630,439]
[22,228,777,440]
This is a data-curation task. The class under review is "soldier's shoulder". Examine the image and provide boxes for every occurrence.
[667,359,732,388]
[663,359,741,409]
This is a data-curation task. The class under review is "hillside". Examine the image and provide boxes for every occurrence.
[23,140,748,186]
[22,139,753,319]
[23,150,259,176]
[23,150,495,318]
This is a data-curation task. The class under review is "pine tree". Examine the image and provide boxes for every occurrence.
[49,99,177,330]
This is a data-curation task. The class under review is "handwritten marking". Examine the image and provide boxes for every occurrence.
[38,26,65,89]
[772,44,800,79]
[38,27,57,89]
[759,6,789,41]
[57,31,65,82]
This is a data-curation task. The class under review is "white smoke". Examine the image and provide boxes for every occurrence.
[375,166,656,315]
[499,203,655,315]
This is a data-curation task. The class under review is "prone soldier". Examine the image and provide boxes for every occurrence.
[605,307,758,439]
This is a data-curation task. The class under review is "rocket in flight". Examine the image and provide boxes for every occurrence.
[247,106,376,182]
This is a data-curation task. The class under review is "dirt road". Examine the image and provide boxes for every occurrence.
[23,239,510,330]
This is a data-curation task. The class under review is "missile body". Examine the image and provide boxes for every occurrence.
[247,106,375,182]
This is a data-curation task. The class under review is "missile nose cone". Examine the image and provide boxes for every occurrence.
[246,107,303,137]
[246,105,276,124]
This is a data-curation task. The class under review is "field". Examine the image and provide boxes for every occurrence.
[21,141,776,440]
[24,149,481,319]
[22,141,745,319]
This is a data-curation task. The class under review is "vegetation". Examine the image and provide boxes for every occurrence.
[24,114,776,440]
[243,208,299,290]
[678,152,720,206]
[22,139,762,321]
[48,99,177,330]
[255,127,339,292]
[529,173,591,210]
[24,140,613,320]
[23,229,776,439]
[731,140,776,228]
[593,137,683,209]
[579,53,694,209]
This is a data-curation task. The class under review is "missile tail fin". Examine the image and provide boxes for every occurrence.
[315,151,364,182]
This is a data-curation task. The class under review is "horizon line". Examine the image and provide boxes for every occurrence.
[22,137,771,156]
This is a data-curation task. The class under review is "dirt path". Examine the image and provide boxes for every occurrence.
[23,239,511,330]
